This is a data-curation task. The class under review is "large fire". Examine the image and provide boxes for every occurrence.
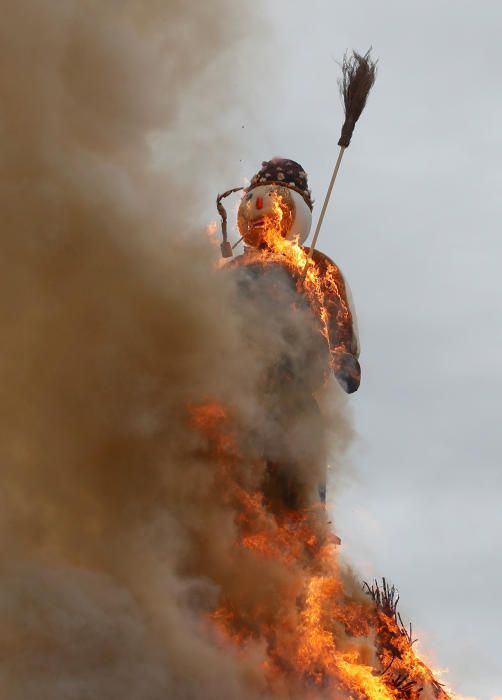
[189,398,451,700]
[195,193,452,699]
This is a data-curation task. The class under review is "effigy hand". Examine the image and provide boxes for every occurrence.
[332,351,361,394]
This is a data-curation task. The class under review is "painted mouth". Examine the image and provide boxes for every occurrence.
[251,217,267,230]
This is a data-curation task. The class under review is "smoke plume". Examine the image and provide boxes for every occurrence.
[0,2,358,699]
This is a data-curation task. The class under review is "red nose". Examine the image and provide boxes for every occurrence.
[256,196,263,210]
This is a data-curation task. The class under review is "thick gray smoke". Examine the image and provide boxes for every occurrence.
[0,3,354,699]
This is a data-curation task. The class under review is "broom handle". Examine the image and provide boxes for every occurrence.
[301,146,346,282]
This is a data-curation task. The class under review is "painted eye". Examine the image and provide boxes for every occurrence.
[245,192,253,201]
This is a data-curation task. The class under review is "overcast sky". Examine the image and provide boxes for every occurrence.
[210,2,502,696]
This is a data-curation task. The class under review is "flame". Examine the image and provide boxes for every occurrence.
[188,401,453,700]
[210,190,354,358]
[239,191,351,359]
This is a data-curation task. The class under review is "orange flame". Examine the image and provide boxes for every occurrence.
[237,191,352,359]
[188,401,453,700]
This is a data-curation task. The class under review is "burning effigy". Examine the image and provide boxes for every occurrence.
[191,51,453,699]
[213,51,375,512]
[217,156,360,511]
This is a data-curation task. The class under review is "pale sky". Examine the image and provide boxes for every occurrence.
[212,2,502,696]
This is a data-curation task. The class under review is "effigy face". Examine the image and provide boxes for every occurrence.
[237,184,312,248]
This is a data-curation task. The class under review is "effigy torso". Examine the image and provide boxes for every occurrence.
[225,247,360,394]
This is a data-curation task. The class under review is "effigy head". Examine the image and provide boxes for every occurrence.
[237,158,313,248]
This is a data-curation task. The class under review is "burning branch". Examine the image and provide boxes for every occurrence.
[363,577,400,619]
[363,579,451,699]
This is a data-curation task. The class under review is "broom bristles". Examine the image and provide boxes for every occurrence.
[338,49,377,148]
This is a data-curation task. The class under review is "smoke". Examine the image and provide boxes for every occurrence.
[0,2,356,699]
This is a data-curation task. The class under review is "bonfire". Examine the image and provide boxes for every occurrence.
[190,397,450,700]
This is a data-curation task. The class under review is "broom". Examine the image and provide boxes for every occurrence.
[301,49,377,281]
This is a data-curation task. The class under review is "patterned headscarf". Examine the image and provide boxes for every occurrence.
[248,158,313,210]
